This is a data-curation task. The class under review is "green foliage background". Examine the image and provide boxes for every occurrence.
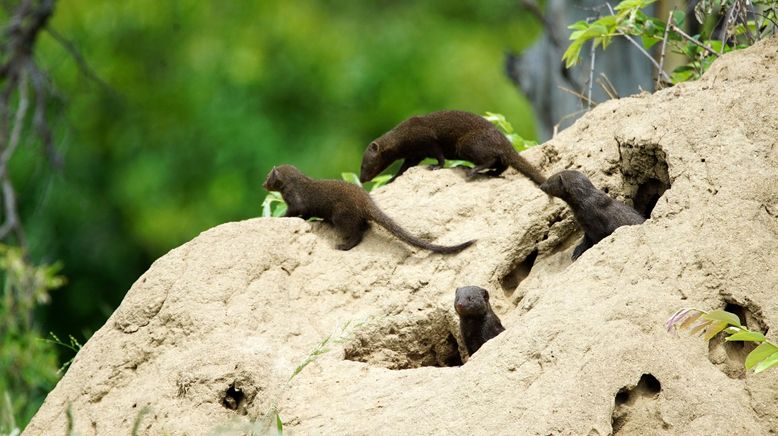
[7,0,541,420]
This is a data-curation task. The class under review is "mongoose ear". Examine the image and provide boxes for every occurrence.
[558,172,568,193]
[482,288,489,301]
[369,141,381,153]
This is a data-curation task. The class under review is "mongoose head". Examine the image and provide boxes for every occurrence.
[454,286,491,317]
[263,164,302,191]
[359,141,385,183]
[539,170,593,201]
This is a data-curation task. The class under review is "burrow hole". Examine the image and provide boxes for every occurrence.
[633,178,669,218]
[612,374,664,434]
[617,138,671,218]
[343,310,463,370]
[500,249,538,298]
[708,301,766,379]
[222,383,247,414]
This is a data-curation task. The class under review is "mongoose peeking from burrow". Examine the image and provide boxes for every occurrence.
[454,286,505,356]
[540,170,646,261]
[359,110,546,185]
[263,165,475,253]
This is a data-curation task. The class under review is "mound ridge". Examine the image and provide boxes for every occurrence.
[26,39,778,435]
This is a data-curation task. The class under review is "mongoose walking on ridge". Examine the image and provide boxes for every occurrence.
[454,286,505,355]
[540,170,646,261]
[359,110,546,185]
[263,165,475,253]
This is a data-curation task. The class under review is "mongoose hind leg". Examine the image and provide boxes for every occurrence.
[466,159,499,180]
[571,235,594,261]
[485,162,508,176]
[333,212,368,251]
[426,147,446,170]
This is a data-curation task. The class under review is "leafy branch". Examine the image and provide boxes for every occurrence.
[666,308,778,373]
[563,0,778,87]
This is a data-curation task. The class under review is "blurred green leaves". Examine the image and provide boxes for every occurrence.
[0,245,65,433]
[23,0,540,339]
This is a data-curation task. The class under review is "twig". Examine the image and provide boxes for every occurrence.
[29,64,63,169]
[45,27,117,96]
[721,0,739,54]
[596,73,619,99]
[657,11,674,89]
[0,73,29,243]
[553,108,588,137]
[515,0,583,92]
[738,1,755,44]
[586,39,596,109]
[669,22,720,57]
[519,0,566,50]
[558,85,597,107]
[603,2,671,84]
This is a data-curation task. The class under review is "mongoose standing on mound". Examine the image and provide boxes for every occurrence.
[540,170,646,261]
[263,165,475,253]
[454,286,505,355]
[359,110,546,185]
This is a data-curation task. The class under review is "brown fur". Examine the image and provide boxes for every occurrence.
[360,110,546,185]
[454,286,505,355]
[540,170,646,261]
[263,165,475,253]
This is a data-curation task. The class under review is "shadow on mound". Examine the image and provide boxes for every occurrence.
[343,309,463,369]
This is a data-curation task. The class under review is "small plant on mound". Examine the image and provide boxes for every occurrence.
[666,308,778,373]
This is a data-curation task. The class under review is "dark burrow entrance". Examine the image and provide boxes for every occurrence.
[708,301,767,379]
[633,178,669,218]
[343,310,463,369]
[221,383,247,414]
[612,374,665,434]
[616,138,671,218]
[500,249,538,298]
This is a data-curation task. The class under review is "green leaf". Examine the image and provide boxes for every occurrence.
[702,309,741,327]
[366,174,392,191]
[703,321,728,341]
[483,112,514,134]
[746,342,778,369]
[753,351,778,373]
[568,20,590,31]
[726,330,766,342]
[341,172,362,187]
[641,35,662,49]
[445,160,474,168]
[276,412,284,434]
[672,10,686,27]
[705,40,722,53]
[261,192,288,218]
[563,39,587,68]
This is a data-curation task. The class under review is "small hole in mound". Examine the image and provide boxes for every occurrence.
[612,374,664,434]
[724,303,747,327]
[614,389,630,405]
[222,383,245,412]
[617,138,671,218]
[500,249,538,297]
[638,373,661,395]
[708,301,766,379]
[343,310,463,370]
[633,178,668,218]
